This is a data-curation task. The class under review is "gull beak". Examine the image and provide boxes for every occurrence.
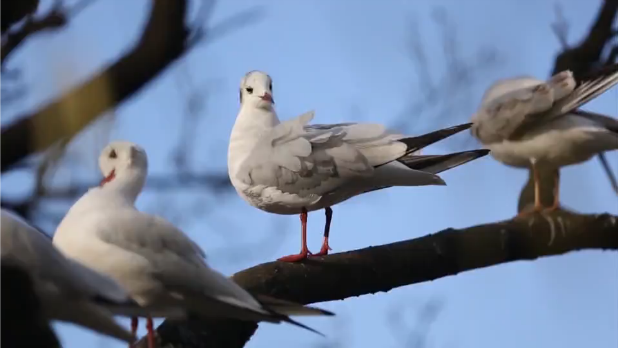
[260,93,274,104]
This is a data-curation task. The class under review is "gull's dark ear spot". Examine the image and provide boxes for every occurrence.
[239,88,243,104]
[109,149,117,159]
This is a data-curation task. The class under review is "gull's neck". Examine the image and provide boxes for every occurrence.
[98,169,145,205]
[228,104,280,177]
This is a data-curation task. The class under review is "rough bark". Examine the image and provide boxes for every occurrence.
[137,210,618,348]
[0,0,191,172]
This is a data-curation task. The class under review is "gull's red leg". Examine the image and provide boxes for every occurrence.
[129,317,138,348]
[543,170,561,212]
[312,207,333,257]
[278,209,312,262]
[516,162,545,218]
[146,317,156,348]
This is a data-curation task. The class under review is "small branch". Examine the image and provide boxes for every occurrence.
[552,0,618,77]
[139,210,618,348]
[1,10,65,66]
[0,0,192,172]
[42,172,232,199]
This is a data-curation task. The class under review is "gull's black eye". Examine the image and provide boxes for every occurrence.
[245,87,254,94]
[109,149,117,159]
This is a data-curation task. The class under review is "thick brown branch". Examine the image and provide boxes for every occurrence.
[0,0,191,172]
[139,211,618,348]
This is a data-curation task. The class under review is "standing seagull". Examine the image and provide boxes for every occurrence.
[0,208,142,344]
[52,141,334,348]
[228,70,490,262]
[470,64,618,216]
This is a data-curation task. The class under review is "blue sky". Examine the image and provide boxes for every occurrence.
[2,1,617,348]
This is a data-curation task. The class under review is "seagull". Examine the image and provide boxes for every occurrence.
[52,141,335,348]
[0,208,143,344]
[228,70,490,262]
[470,64,618,216]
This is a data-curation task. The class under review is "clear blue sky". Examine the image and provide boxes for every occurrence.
[2,1,617,347]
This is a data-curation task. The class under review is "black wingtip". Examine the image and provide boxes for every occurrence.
[398,123,473,155]
[281,316,327,337]
[398,149,490,174]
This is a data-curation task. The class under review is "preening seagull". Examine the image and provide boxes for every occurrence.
[470,64,618,215]
[228,70,490,262]
[52,141,334,348]
[0,208,143,344]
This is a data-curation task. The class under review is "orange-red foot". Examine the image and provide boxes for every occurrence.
[278,250,312,262]
[311,240,332,257]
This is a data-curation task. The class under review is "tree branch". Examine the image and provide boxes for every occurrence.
[138,210,618,348]
[0,0,192,172]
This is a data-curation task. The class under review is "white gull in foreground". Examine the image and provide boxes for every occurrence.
[228,70,490,262]
[52,141,334,348]
[470,64,618,215]
[0,208,142,343]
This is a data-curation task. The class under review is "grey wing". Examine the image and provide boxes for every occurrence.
[95,211,265,313]
[237,111,407,197]
[571,110,618,133]
[471,76,556,144]
[509,66,618,139]
[1,209,134,303]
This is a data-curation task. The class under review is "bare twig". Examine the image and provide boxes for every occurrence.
[551,3,570,49]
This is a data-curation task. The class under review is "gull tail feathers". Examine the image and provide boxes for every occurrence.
[177,292,331,336]
[397,123,472,156]
[398,149,490,174]
[49,301,136,343]
[253,294,335,317]
[557,63,618,115]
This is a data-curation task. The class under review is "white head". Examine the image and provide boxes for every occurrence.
[239,70,275,110]
[98,141,148,202]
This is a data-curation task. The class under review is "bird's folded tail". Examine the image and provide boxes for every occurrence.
[253,294,335,317]
[254,294,335,337]
[398,149,490,175]
[177,291,332,336]
[556,63,618,116]
[397,123,472,157]
[50,301,136,343]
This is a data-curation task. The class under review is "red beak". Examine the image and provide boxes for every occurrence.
[99,169,116,187]
[260,93,274,104]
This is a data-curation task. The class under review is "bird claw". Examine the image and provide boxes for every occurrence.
[311,242,332,257]
[278,250,311,262]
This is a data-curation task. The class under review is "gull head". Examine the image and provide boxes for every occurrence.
[239,70,275,110]
[98,141,148,199]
